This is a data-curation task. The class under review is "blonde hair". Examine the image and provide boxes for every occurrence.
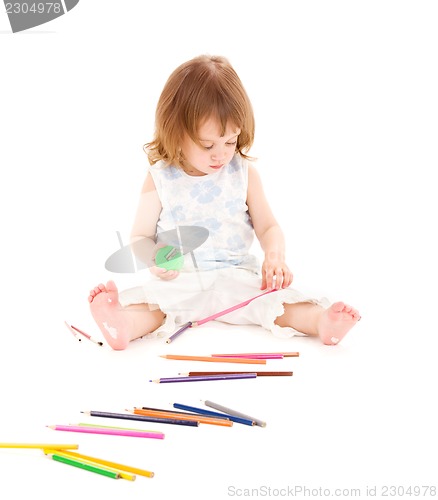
[145,55,255,167]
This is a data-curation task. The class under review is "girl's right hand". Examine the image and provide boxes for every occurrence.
[149,265,180,281]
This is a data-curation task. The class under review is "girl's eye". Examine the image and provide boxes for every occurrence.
[203,140,237,151]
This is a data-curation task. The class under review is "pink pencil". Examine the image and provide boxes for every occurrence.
[212,351,300,358]
[193,289,277,326]
[166,289,277,344]
[211,354,284,359]
[47,425,164,439]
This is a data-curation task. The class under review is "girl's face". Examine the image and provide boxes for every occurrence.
[181,117,241,176]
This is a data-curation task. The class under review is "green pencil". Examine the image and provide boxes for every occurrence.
[48,453,120,479]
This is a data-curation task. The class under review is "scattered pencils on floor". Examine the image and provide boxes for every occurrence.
[3,350,295,481]
[0,442,154,480]
[155,351,297,382]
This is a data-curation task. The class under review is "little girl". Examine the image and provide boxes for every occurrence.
[88,54,360,350]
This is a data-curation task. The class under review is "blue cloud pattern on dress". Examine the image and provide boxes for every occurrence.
[225,198,245,215]
[164,166,183,180]
[190,181,222,203]
[171,206,186,222]
[227,234,246,251]
[196,217,222,234]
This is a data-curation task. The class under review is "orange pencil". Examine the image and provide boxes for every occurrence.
[130,408,233,427]
[160,355,266,365]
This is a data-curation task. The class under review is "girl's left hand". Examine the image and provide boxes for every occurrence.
[261,253,293,290]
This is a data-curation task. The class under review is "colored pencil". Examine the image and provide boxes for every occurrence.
[211,354,284,359]
[165,289,277,343]
[165,321,192,344]
[82,410,199,427]
[193,289,277,326]
[64,321,82,341]
[173,403,255,426]
[0,443,79,450]
[141,406,210,417]
[47,453,120,479]
[130,408,232,427]
[150,373,257,383]
[69,324,103,346]
[76,422,163,434]
[43,449,154,478]
[180,371,293,377]
[212,351,300,357]
[160,355,266,364]
[47,424,165,439]
[44,449,136,481]
[203,400,267,428]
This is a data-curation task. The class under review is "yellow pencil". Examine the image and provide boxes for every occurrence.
[43,449,154,478]
[44,450,136,481]
[0,443,79,450]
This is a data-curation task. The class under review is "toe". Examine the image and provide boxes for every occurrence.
[106,280,117,292]
[332,301,345,313]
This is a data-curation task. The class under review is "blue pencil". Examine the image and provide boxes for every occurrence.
[173,403,255,426]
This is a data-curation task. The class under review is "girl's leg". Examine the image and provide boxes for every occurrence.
[275,301,360,345]
[88,280,165,350]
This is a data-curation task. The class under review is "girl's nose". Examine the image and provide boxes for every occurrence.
[211,148,225,161]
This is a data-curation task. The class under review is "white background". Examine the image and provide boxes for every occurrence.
[1,1,437,499]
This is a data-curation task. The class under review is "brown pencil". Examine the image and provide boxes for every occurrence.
[180,371,293,377]
[130,408,233,427]
[160,355,266,364]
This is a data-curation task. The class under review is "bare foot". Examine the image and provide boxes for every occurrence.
[317,301,361,345]
[88,280,131,350]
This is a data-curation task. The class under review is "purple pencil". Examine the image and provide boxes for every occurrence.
[150,373,257,383]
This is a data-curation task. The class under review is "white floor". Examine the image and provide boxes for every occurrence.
[1,273,437,499]
[1,2,437,499]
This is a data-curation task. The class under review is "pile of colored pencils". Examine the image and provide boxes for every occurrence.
[0,443,154,480]
[152,351,298,383]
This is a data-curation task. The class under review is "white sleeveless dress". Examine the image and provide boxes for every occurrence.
[119,155,327,339]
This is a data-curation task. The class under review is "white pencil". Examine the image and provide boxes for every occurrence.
[203,400,266,427]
